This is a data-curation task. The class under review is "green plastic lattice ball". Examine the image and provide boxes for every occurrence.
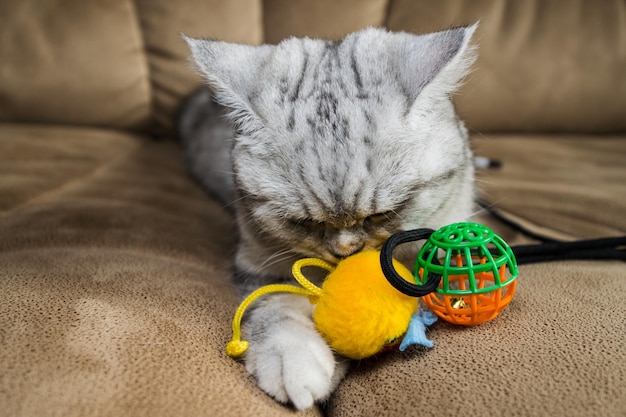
[415,222,519,325]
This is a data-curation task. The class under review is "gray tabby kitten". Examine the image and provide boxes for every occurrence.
[179,25,477,410]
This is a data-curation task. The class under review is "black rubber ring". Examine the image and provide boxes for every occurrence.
[380,229,441,297]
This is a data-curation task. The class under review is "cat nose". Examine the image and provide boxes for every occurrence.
[329,233,364,258]
[331,244,364,259]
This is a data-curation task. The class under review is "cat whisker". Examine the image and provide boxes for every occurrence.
[390,209,406,221]
[473,178,496,185]
[259,248,297,269]
[470,206,489,218]
[213,169,236,175]
[261,248,293,264]
[469,197,506,218]
[224,191,257,209]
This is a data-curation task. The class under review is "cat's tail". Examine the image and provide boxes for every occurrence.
[176,87,236,209]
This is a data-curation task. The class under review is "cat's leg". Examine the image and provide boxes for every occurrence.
[243,293,350,410]
[176,87,236,207]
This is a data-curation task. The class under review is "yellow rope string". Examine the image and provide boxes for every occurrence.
[226,284,313,357]
[291,257,335,296]
[226,258,335,358]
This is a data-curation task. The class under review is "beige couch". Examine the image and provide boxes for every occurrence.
[1,1,625,416]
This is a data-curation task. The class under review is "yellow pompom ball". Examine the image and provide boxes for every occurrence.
[226,251,419,360]
[313,250,418,359]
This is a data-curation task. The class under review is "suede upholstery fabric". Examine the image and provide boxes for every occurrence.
[1,1,625,416]
[386,0,626,133]
[0,125,321,417]
[135,0,263,135]
[263,0,388,43]
[473,135,626,239]
[0,1,151,130]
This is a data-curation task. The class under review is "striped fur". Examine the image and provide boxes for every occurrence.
[181,25,478,409]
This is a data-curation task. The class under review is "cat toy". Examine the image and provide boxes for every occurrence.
[226,222,519,360]
[226,251,437,360]
[381,222,518,326]
[382,220,626,324]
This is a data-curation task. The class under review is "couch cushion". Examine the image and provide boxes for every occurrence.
[386,0,626,133]
[473,134,626,240]
[135,0,263,136]
[0,1,151,130]
[329,259,626,417]
[0,125,140,213]
[0,125,321,417]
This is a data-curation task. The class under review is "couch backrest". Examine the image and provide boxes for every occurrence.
[134,0,263,135]
[385,0,626,134]
[0,1,152,130]
[0,0,262,133]
[1,0,624,134]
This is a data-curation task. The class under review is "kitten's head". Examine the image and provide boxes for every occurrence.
[185,26,477,263]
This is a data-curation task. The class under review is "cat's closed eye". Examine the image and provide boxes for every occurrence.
[288,211,396,232]
[363,211,394,228]
[288,218,323,231]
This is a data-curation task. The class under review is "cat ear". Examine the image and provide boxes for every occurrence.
[183,35,272,131]
[389,23,478,101]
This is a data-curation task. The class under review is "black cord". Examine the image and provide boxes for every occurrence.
[512,249,626,264]
[512,236,626,264]
[476,198,626,264]
[475,198,560,243]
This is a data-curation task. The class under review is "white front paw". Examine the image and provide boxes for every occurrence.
[245,321,346,410]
